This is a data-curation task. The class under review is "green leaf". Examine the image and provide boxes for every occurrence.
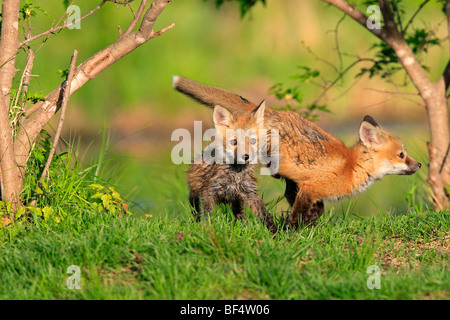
[62,0,71,9]
[15,207,26,220]
[110,187,124,202]
[36,186,44,195]
[41,179,49,193]
[89,184,105,191]
[43,207,52,220]
[101,194,111,208]
[26,92,45,104]
[91,192,104,199]
[34,207,42,217]
[58,69,69,79]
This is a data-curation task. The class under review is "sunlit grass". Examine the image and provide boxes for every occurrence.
[1,202,448,299]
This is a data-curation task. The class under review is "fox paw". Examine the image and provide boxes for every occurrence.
[285,215,299,229]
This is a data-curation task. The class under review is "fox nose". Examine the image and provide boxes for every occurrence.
[242,154,249,162]
[418,162,422,169]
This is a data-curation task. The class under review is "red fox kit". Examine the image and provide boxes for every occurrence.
[186,101,277,233]
[174,76,422,228]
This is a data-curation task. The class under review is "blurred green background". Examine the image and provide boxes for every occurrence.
[20,0,448,216]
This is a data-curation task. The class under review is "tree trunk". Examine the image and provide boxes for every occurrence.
[0,0,22,210]
[425,79,450,209]
[322,0,450,209]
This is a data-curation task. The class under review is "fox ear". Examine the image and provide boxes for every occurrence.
[251,100,265,126]
[213,105,233,127]
[359,120,384,147]
[362,115,380,128]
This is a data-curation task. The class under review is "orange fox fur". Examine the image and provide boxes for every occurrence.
[173,76,421,227]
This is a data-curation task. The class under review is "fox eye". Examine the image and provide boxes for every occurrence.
[398,152,405,159]
[250,138,257,145]
[230,139,237,146]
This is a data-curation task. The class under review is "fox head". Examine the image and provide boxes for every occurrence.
[359,115,421,178]
[212,101,265,165]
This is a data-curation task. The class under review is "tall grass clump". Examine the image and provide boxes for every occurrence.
[0,130,131,243]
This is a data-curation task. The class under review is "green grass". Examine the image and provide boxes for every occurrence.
[1,131,447,300]
[1,194,448,299]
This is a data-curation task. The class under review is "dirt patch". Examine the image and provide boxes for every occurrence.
[98,265,139,287]
[176,231,185,242]
[376,233,450,271]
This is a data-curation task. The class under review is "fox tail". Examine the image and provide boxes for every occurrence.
[172,75,257,113]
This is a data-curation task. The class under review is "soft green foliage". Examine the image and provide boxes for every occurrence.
[20,0,48,21]
[212,0,266,17]
[0,129,131,237]
[270,66,331,121]
[358,29,441,80]
[343,0,441,82]
[215,0,443,117]
[89,184,131,216]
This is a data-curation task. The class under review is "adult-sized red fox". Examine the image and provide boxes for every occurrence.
[186,102,277,233]
[173,76,422,228]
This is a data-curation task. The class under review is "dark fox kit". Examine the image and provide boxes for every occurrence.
[186,102,277,233]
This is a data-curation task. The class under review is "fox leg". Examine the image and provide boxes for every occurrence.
[286,190,313,229]
[245,196,277,233]
[190,192,215,221]
[189,193,202,222]
[284,178,299,207]
[231,200,247,221]
[304,201,324,225]
[201,193,215,218]
[284,179,324,225]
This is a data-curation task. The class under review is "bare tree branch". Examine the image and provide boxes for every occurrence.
[324,0,432,97]
[323,0,449,208]
[123,0,149,36]
[39,50,78,185]
[333,13,347,73]
[14,0,174,181]
[322,0,388,41]
[20,49,36,106]
[18,1,109,49]
[442,59,450,91]
[403,0,430,35]
[444,0,450,91]
[362,87,425,107]
[311,58,375,105]
[110,0,136,4]
[391,0,403,33]
[378,0,400,36]
[446,0,450,45]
